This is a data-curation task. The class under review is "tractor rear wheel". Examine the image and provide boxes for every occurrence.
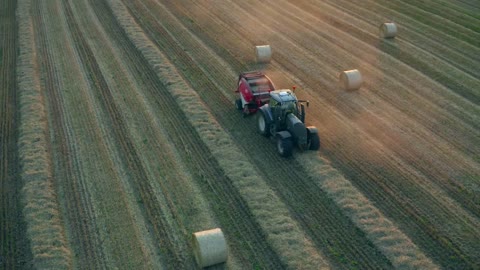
[277,137,293,157]
[309,133,320,150]
[257,111,271,137]
[235,99,242,110]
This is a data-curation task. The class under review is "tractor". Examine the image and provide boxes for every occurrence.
[257,89,320,157]
[235,71,276,116]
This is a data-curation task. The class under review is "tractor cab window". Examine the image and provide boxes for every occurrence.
[281,100,297,114]
[269,98,279,107]
[269,98,281,118]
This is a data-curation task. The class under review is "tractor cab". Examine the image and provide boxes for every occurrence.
[268,90,306,125]
[269,90,298,112]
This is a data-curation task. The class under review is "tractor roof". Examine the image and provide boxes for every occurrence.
[270,90,297,103]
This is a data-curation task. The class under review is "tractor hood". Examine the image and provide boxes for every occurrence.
[286,114,307,149]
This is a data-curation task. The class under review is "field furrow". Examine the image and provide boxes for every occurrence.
[31,1,110,268]
[55,0,172,268]
[440,0,480,17]
[455,0,480,14]
[374,0,480,47]
[33,0,159,268]
[331,0,480,60]
[398,0,480,31]
[0,0,16,264]
[0,0,31,268]
[59,1,197,267]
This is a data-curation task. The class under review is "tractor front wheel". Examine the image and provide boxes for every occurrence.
[257,112,271,137]
[277,137,293,157]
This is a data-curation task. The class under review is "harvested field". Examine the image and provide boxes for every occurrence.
[3,0,479,269]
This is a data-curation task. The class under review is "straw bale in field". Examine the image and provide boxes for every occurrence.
[192,228,228,268]
[339,69,363,91]
[255,45,272,63]
[380,22,397,38]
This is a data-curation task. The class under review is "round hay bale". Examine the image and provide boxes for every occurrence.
[339,69,363,91]
[255,45,272,63]
[380,22,397,38]
[192,228,228,268]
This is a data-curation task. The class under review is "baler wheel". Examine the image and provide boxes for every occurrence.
[235,99,242,110]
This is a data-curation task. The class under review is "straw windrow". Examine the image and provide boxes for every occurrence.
[16,0,72,268]
[297,153,439,269]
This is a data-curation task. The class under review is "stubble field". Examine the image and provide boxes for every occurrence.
[1,0,479,269]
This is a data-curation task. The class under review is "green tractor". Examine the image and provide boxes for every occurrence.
[257,89,320,157]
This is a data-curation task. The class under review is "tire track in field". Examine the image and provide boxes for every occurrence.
[125,1,395,268]
[322,0,480,92]
[50,1,158,268]
[0,0,17,265]
[32,1,106,269]
[399,0,480,32]
[326,0,480,63]
[142,1,479,268]
[455,0,480,13]
[328,0,480,67]
[442,0,480,20]
[0,0,31,268]
[377,0,480,47]
[84,0,286,268]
